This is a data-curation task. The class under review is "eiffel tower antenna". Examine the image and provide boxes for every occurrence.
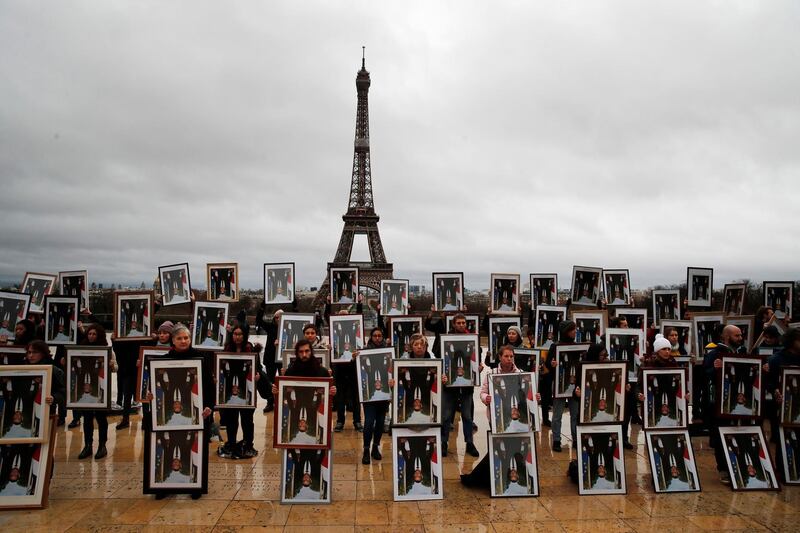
[314,51,393,306]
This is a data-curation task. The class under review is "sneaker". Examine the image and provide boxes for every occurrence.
[334,422,344,432]
[552,442,562,452]
[217,445,233,458]
[371,446,382,461]
[623,441,634,450]
[465,443,480,457]
[719,471,731,485]
[442,443,448,457]
[68,419,81,429]
[354,422,364,432]
[241,445,258,459]
[361,448,370,465]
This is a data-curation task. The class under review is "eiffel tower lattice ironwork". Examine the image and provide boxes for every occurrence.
[314,50,393,306]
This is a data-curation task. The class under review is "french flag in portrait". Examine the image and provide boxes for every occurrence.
[191,379,200,421]
[246,368,254,403]
[27,445,41,494]
[430,442,440,494]
[320,451,330,497]
[98,360,106,402]
[191,433,201,481]
[317,395,326,439]
[526,447,537,489]
[675,378,686,422]
[613,444,624,487]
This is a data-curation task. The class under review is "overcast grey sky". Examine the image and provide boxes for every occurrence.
[1,1,798,291]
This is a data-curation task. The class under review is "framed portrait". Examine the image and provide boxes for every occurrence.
[281,448,332,504]
[488,317,521,365]
[780,368,800,427]
[645,430,700,493]
[603,269,631,306]
[329,314,364,364]
[392,427,442,501]
[642,369,688,429]
[490,273,521,315]
[719,426,778,490]
[579,363,626,424]
[488,372,539,433]
[692,312,724,357]
[725,316,754,353]
[192,301,229,350]
[660,320,693,357]
[356,348,393,403]
[577,425,626,495]
[0,292,31,341]
[614,308,647,332]
[58,270,89,312]
[0,365,51,444]
[214,353,257,409]
[753,315,788,351]
[20,272,57,314]
[778,426,800,485]
[66,347,111,410]
[571,265,602,307]
[0,417,56,509]
[533,305,567,350]
[571,310,606,345]
[432,272,463,312]
[206,263,238,302]
[605,328,644,382]
[0,348,27,366]
[718,357,762,419]
[389,316,423,359]
[764,281,794,320]
[687,267,713,308]
[277,313,315,358]
[381,279,409,316]
[149,358,204,431]
[282,349,329,370]
[652,289,681,327]
[446,313,480,334]
[330,267,358,305]
[273,376,332,449]
[158,263,192,307]
[43,296,78,345]
[723,283,746,316]
[553,343,590,399]
[512,348,541,374]
[113,291,153,341]
[530,273,557,309]
[144,429,206,493]
[488,432,539,497]
[136,347,170,403]
[264,262,295,304]
[440,334,479,387]
[393,359,442,427]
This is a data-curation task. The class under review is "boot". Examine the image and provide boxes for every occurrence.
[78,446,93,460]
[371,445,382,461]
[361,447,370,465]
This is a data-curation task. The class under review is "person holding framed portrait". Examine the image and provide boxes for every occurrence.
[21,340,65,425]
[75,324,117,460]
[359,326,392,465]
[702,324,748,484]
[547,320,580,452]
[217,325,262,460]
[143,324,214,500]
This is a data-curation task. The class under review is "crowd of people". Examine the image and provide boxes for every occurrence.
[2,285,799,500]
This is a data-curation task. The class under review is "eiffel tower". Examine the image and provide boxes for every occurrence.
[313,49,393,307]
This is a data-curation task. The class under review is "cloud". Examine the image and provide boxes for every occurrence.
[1,1,798,292]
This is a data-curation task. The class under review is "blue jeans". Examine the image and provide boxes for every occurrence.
[552,397,579,445]
[363,401,388,448]
[442,387,474,445]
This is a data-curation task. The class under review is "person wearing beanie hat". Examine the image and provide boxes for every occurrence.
[546,319,581,452]
[155,321,175,347]
[652,334,672,354]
